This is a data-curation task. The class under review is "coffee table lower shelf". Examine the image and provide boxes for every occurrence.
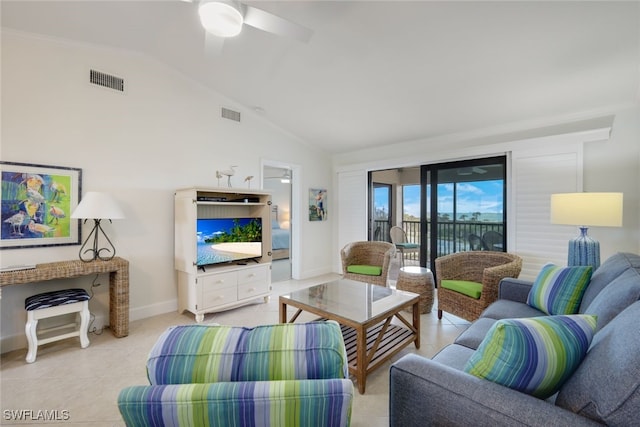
[342,322,415,375]
[320,318,418,393]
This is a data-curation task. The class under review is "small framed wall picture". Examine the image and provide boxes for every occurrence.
[309,188,327,221]
[1,161,82,249]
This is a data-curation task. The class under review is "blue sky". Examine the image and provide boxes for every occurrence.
[196,218,261,242]
[376,180,504,218]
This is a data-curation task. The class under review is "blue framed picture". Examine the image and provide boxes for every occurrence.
[309,188,327,221]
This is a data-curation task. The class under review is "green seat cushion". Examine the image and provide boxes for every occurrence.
[441,280,483,299]
[395,243,419,249]
[346,265,382,276]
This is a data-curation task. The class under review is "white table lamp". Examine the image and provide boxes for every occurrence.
[550,192,623,270]
[71,192,125,262]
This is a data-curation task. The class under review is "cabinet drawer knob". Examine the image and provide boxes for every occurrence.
[216,280,225,284]
[247,287,256,292]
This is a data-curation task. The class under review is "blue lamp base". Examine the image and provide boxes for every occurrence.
[567,226,600,270]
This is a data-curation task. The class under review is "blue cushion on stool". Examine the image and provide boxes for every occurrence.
[25,288,90,311]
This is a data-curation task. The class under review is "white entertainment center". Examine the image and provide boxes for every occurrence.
[174,187,272,322]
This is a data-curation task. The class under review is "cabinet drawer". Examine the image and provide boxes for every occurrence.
[238,281,269,300]
[203,286,238,308]
[200,271,237,290]
[237,265,269,285]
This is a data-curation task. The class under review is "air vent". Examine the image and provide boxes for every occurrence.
[221,107,241,122]
[90,69,124,92]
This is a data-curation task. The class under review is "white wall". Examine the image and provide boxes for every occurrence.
[0,31,333,351]
[582,108,640,256]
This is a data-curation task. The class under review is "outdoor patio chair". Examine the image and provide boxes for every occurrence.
[467,233,483,251]
[390,226,419,267]
[482,230,504,251]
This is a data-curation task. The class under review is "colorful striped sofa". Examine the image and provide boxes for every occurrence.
[118,321,353,427]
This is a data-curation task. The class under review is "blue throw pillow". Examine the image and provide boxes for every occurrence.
[527,263,592,315]
[464,314,597,399]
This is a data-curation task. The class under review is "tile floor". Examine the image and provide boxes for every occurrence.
[0,272,469,426]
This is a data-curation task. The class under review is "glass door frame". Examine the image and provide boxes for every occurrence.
[369,178,393,242]
[421,156,507,269]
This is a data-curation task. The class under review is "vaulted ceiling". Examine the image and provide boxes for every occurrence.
[2,1,639,154]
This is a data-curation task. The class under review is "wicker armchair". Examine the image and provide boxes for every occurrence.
[340,241,396,287]
[435,251,522,322]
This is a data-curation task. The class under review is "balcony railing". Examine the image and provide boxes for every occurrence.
[374,219,505,263]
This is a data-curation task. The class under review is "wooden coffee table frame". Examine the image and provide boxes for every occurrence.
[279,290,420,394]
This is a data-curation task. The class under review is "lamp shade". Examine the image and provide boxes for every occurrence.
[550,192,623,227]
[198,0,244,37]
[71,192,125,220]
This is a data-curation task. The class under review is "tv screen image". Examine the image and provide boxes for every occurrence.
[196,218,262,266]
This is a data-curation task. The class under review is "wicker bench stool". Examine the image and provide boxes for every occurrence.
[396,266,435,314]
[25,288,90,363]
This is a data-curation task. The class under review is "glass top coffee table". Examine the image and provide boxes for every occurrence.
[279,278,420,394]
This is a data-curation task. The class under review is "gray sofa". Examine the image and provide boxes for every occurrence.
[390,252,640,426]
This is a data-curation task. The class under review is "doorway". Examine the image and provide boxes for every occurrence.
[263,164,293,282]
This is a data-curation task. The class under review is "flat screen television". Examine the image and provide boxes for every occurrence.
[196,217,262,267]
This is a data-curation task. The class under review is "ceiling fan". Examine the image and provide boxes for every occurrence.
[457,167,488,176]
[182,0,313,51]
[265,170,292,183]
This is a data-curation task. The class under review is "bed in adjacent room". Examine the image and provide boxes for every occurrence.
[271,205,290,260]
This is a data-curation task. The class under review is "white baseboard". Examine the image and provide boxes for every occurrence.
[296,266,334,280]
[0,299,178,354]
[129,299,177,322]
[1,333,28,355]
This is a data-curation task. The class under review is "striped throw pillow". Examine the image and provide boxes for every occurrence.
[527,263,592,315]
[464,315,597,399]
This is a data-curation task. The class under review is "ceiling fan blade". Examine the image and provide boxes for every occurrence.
[204,31,225,56]
[243,5,313,43]
[472,167,488,174]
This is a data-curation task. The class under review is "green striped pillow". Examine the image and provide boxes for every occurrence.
[527,263,592,315]
[464,315,597,399]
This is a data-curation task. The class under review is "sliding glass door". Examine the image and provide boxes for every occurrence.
[368,156,506,269]
[423,156,506,268]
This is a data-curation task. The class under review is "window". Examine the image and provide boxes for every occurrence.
[368,156,506,268]
[371,183,391,241]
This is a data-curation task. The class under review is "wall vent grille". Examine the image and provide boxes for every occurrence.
[221,107,241,122]
[90,69,124,92]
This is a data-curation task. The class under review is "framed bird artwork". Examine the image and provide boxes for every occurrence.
[1,161,82,249]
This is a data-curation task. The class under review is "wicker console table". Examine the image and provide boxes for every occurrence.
[0,257,129,338]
